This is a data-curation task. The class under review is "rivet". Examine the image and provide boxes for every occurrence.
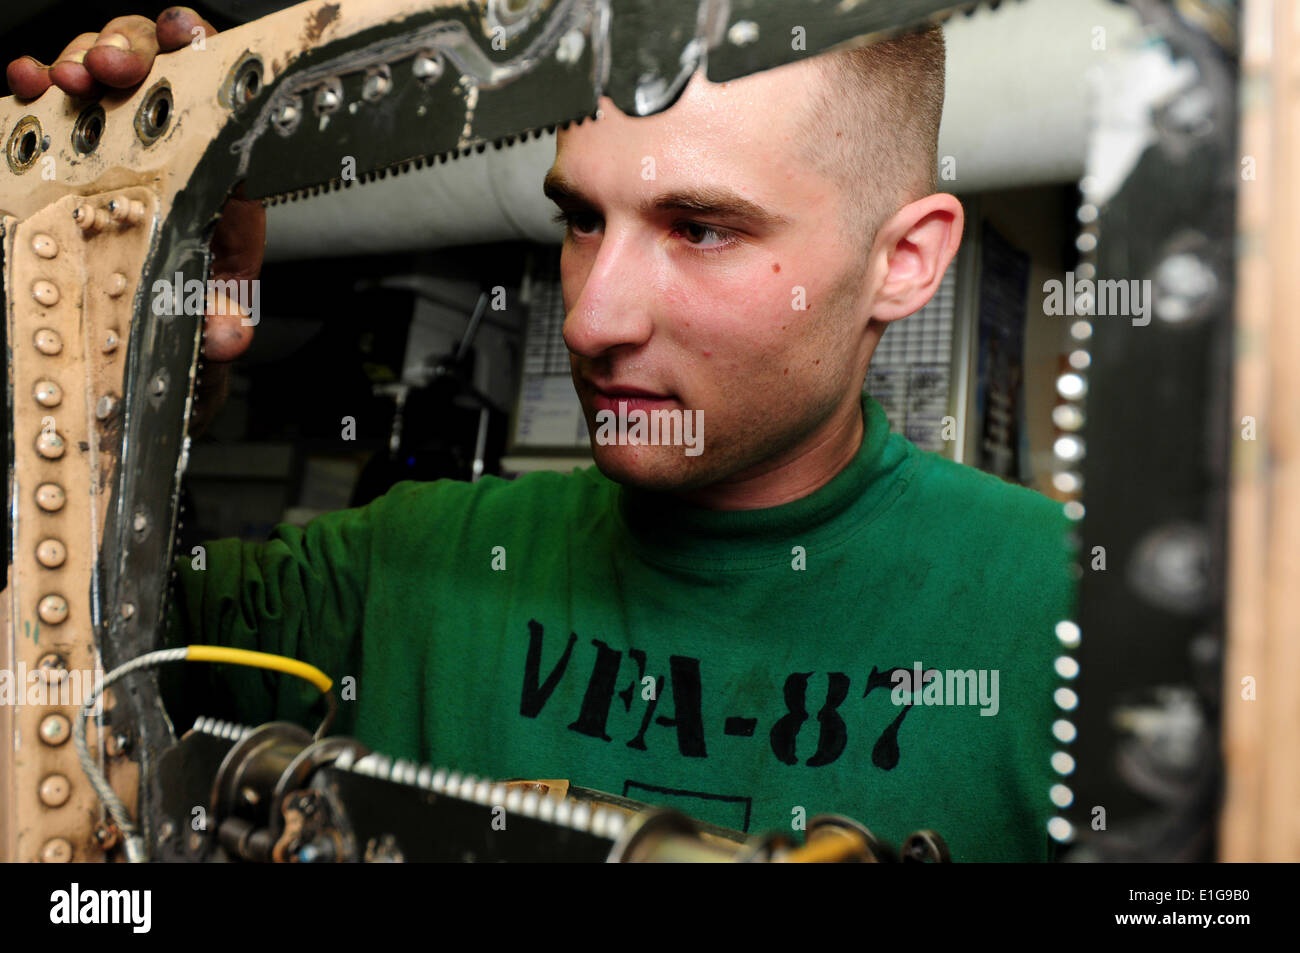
[102,328,120,353]
[120,603,135,620]
[314,85,341,113]
[35,483,65,511]
[35,653,67,680]
[413,51,444,83]
[95,394,117,420]
[39,774,71,807]
[32,233,57,258]
[38,594,68,624]
[107,197,146,227]
[34,328,62,355]
[149,375,166,397]
[39,713,71,746]
[36,538,66,568]
[32,280,59,306]
[72,203,96,231]
[94,823,121,850]
[40,838,72,863]
[362,66,392,101]
[274,102,299,129]
[106,273,128,297]
[33,379,62,408]
[36,429,65,460]
[132,512,148,534]
[72,203,109,234]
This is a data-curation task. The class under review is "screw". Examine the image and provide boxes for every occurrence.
[39,713,71,746]
[413,52,443,83]
[362,66,392,101]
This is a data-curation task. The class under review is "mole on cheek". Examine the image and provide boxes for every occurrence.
[772,263,780,273]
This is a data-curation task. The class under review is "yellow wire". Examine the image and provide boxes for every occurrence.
[184,645,332,695]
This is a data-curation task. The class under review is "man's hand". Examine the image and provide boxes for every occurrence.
[6,6,266,430]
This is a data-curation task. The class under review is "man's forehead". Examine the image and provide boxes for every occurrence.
[549,62,825,210]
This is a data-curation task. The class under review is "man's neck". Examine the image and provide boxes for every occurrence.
[676,396,866,511]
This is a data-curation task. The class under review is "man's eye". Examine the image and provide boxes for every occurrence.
[551,209,601,235]
[673,221,736,251]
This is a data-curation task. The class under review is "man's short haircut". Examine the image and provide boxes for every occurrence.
[800,24,946,256]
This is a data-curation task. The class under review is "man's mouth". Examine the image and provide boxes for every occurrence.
[586,380,676,415]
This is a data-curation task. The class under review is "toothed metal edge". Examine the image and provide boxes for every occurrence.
[333,750,627,839]
[259,122,565,208]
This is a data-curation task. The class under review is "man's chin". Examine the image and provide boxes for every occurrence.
[589,442,713,493]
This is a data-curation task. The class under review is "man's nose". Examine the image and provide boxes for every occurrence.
[562,230,655,359]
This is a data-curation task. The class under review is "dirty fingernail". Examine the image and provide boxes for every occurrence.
[94,35,131,52]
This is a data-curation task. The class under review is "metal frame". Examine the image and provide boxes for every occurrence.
[0,0,1245,862]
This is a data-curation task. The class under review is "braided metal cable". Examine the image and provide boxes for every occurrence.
[71,647,188,863]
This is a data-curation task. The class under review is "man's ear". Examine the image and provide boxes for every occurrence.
[868,193,964,323]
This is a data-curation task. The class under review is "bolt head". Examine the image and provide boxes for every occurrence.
[41,838,73,863]
[39,714,71,746]
[413,53,443,82]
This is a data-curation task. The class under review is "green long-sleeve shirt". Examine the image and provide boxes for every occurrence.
[165,393,1076,861]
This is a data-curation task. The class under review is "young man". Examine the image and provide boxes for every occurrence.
[10,7,1074,861]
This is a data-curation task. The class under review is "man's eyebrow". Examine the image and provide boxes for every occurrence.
[647,187,789,230]
[542,170,585,207]
[543,170,789,230]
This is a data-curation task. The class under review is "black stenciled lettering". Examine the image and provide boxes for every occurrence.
[769,672,850,767]
[567,639,623,741]
[724,717,757,737]
[871,707,911,770]
[626,675,664,751]
[863,665,916,770]
[651,655,708,758]
[806,672,850,767]
[519,619,577,718]
[617,648,648,712]
[770,672,811,765]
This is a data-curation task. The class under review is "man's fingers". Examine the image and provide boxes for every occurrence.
[204,192,263,363]
[201,305,255,363]
[7,7,219,100]
[46,33,103,99]
[210,194,267,281]
[156,6,218,51]
[6,56,53,100]
[82,15,160,89]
